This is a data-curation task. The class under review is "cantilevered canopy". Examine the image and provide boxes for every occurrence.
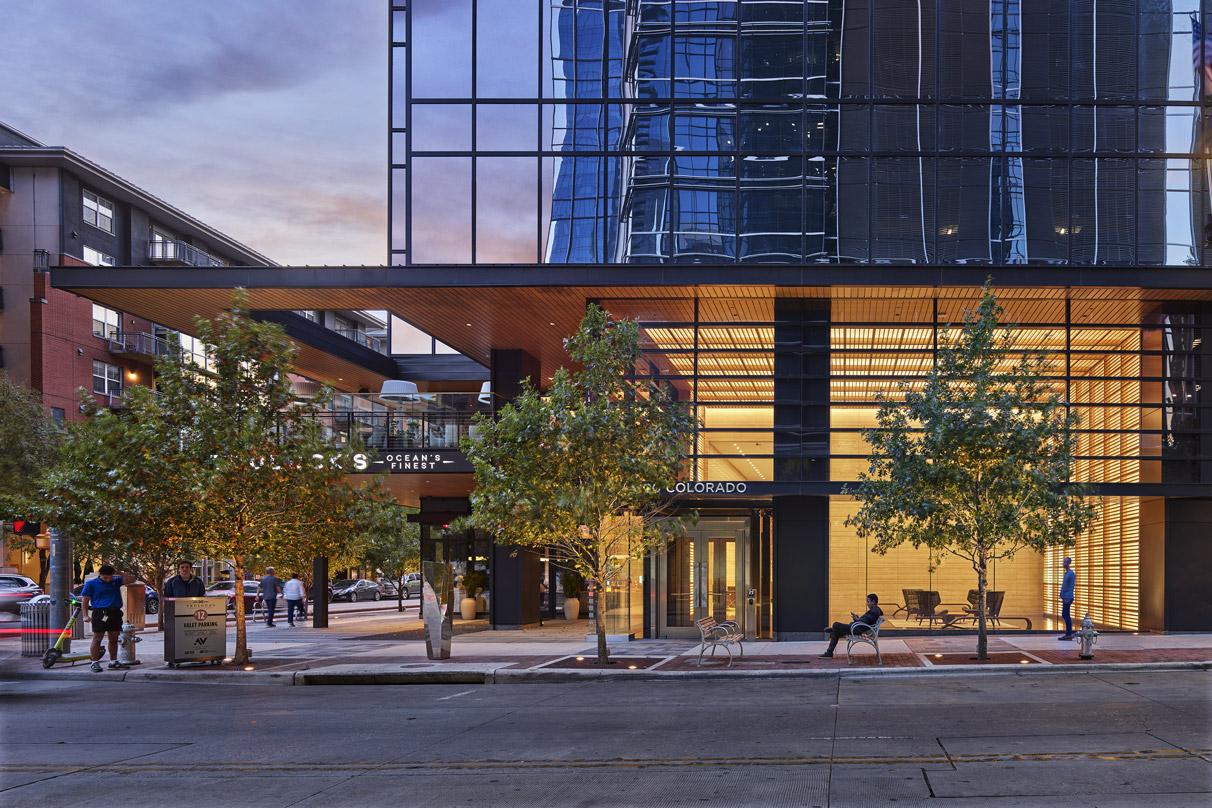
[51,264,1212,384]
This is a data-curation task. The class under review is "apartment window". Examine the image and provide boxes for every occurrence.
[82,190,114,233]
[82,245,115,266]
[49,407,65,429]
[178,332,212,371]
[91,304,121,340]
[296,310,320,323]
[91,360,122,397]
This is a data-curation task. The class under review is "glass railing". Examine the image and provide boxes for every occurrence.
[305,394,494,451]
[148,239,224,268]
[332,327,387,354]
[108,331,175,358]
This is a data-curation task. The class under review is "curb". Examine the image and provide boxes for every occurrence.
[487,660,1212,683]
[3,660,1207,687]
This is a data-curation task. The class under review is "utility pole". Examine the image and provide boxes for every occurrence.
[48,527,71,631]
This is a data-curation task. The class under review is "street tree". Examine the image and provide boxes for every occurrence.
[845,285,1096,659]
[357,487,420,612]
[462,304,695,664]
[169,292,378,665]
[0,375,58,587]
[36,385,197,629]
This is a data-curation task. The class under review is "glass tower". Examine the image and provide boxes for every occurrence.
[395,1,1207,268]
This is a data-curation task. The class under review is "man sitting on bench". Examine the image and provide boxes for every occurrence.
[820,593,883,658]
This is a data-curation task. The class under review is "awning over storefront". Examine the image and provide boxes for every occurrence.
[50,263,1212,384]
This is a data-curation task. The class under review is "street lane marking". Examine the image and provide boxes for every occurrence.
[437,689,477,701]
[2,747,1208,774]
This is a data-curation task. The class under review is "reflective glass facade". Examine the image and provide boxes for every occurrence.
[393,1,1212,267]
[388,0,1212,636]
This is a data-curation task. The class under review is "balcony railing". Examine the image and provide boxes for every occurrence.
[108,331,176,360]
[148,239,224,267]
[333,327,387,355]
[305,394,494,452]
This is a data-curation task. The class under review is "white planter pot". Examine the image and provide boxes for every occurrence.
[564,597,581,621]
[475,590,488,613]
[460,597,478,621]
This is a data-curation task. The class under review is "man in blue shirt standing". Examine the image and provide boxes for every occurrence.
[80,564,130,673]
[1058,556,1076,641]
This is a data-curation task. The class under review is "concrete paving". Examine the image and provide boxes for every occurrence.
[2,609,1209,686]
[0,671,1207,807]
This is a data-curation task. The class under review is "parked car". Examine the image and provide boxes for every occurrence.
[0,574,38,589]
[379,579,398,598]
[400,573,422,599]
[330,579,382,602]
[205,579,261,613]
[0,580,42,614]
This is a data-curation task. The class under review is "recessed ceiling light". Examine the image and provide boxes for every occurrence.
[465,323,472,326]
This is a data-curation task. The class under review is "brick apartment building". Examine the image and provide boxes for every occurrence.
[0,121,274,578]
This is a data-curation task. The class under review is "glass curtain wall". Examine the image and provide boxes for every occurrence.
[828,292,1208,630]
[397,1,1209,268]
[613,296,776,481]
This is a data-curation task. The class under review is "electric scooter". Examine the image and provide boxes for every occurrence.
[40,596,91,669]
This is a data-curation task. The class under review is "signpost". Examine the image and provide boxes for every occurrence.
[163,596,227,667]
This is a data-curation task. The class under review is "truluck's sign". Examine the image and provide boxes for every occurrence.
[324,449,474,474]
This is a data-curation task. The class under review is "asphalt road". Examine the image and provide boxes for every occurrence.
[0,671,1208,807]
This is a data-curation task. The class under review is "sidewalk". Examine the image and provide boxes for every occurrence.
[2,609,1208,685]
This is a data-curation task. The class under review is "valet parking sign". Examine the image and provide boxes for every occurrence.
[165,596,227,665]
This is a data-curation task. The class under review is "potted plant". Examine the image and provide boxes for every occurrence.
[561,570,583,621]
[461,570,488,619]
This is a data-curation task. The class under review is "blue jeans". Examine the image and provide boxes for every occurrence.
[1062,599,1073,636]
[264,598,277,625]
[286,599,304,625]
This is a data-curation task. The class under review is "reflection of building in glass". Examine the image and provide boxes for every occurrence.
[377,1,1212,638]
[546,0,626,263]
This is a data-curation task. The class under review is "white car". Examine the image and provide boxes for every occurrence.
[0,574,37,589]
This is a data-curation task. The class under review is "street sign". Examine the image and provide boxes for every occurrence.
[164,596,227,666]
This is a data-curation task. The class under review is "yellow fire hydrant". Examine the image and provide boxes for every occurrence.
[1076,613,1099,660]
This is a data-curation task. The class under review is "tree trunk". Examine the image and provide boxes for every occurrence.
[593,582,609,665]
[976,552,989,661]
[37,549,49,590]
[397,576,405,613]
[233,556,250,665]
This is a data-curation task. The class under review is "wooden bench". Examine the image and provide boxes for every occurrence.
[694,616,745,667]
[845,615,884,665]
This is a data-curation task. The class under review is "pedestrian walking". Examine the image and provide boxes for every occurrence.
[260,567,283,627]
[162,561,205,598]
[80,564,133,673]
[284,573,306,626]
[1058,556,1076,640]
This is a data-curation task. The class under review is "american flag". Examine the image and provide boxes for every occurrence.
[1193,14,1212,95]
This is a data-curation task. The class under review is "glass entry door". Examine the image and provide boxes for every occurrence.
[657,518,749,638]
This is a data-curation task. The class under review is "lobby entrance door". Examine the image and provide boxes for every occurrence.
[657,518,749,639]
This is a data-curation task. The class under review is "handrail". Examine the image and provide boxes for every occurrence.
[303,409,489,451]
[148,239,224,268]
[332,327,387,354]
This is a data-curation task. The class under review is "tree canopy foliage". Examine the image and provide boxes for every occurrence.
[845,285,1096,658]
[462,304,695,663]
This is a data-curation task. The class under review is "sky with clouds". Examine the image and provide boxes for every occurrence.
[0,1,387,265]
